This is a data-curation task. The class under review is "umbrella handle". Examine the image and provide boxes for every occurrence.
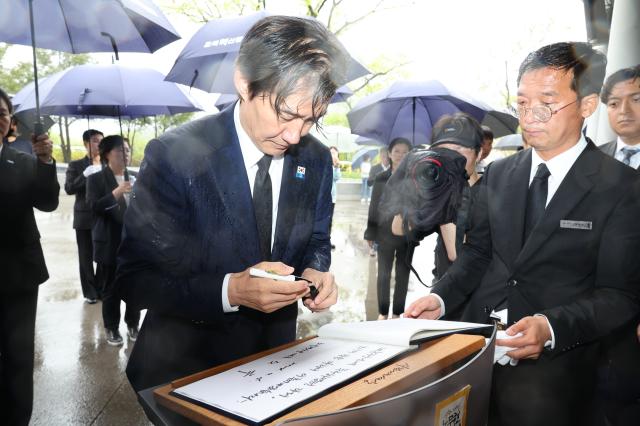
[33,121,43,136]
[101,32,119,61]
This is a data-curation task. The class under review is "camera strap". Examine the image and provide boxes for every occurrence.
[405,242,432,288]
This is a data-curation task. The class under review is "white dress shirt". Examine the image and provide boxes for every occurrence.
[222,102,286,312]
[433,134,589,352]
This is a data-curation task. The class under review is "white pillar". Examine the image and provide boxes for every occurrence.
[586,0,640,145]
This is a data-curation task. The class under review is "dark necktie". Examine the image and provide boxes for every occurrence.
[524,163,551,242]
[621,146,639,166]
[253,155,273,260]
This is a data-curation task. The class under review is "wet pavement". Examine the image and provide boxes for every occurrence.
[31,176,436,425]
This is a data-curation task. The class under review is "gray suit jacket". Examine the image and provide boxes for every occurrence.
[599,139,640,170]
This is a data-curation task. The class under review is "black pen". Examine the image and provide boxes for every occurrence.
[249,268,318,299]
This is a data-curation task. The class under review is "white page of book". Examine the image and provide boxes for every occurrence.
[318,318,488,347]
[173,338,409,424]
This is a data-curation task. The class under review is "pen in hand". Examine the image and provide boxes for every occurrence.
[249,268,319,300]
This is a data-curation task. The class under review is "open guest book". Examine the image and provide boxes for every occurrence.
[171,318,490,425]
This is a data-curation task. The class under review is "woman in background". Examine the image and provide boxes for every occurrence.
[86,135,140,346]
[364,137,413,320]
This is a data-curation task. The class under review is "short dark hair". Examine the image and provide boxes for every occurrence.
[236,16,349,124]
[329,145,338,152]
[481,125,494,141]
[517,42,607,99]
[388,137,412,153]
[600,65,640,104]
[83,129,104,143]
[98,135,124,164]
[0,88,13,114]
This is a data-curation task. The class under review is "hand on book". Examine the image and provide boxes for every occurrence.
[403,295,442,319]
[228,262,309,313]
[300,268,337,312]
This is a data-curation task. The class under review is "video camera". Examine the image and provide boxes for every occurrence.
[378,146,469,243]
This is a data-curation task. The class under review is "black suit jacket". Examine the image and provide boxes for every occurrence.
[597,138,640,424]
[86,166,134,265]
[433,141,640,413]
[115,106,334,390]
[0,145,59,291]
[64,156,93,230]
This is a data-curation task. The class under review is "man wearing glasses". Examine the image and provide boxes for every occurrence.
[405,42,640,425]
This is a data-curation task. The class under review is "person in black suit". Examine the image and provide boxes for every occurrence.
[405,42,640,426]
[595,65,640,426]
[86,135,139,346]
[0,88,59,426]
[367,146,390,187]
[64,129,104,303]
[599,65,640,168]
[115,16,348,395]
[364,137,412,320]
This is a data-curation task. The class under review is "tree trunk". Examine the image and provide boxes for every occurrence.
[57,117,68,163]
[63,116,72,162]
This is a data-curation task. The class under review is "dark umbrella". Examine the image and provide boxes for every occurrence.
[165,10,369,93]
[214,85,353,110]
[0,0,180,132]
[347,80,519,146]
[13,64,203,119]
[14,63,202,176]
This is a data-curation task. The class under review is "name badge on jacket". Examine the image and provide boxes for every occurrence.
[560,219,592,230]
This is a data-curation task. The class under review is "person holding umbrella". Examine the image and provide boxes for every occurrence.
[116,15,347,394]
[86,135,139,346]
[364,137,413,320]
[0,87,59,426]
[65,129,104,304]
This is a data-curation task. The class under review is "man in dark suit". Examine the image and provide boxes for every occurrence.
[64,129,104,303]
[595,65,640,425]
[367,146,389,187]
[116,16,349,394]
[405,42,640,426]
[599,65,640,167]
[0,88,59,426]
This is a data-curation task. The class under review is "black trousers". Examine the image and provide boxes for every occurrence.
[376,243,412,316]
[489,355,595,426]
[0,287,38,426]
[102,263,140,331]
[75,229,103,299]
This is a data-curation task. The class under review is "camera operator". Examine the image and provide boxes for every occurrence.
[429,114,484,300]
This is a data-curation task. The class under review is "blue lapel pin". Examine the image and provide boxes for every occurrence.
[295,166,306,180]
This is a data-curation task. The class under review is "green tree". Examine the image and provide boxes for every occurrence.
[155,112,195,136]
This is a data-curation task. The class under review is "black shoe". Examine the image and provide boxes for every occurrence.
[105,328,123,346]
[127,326,139,342]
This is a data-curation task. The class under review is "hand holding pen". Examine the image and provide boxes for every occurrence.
[228,262,310,313]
